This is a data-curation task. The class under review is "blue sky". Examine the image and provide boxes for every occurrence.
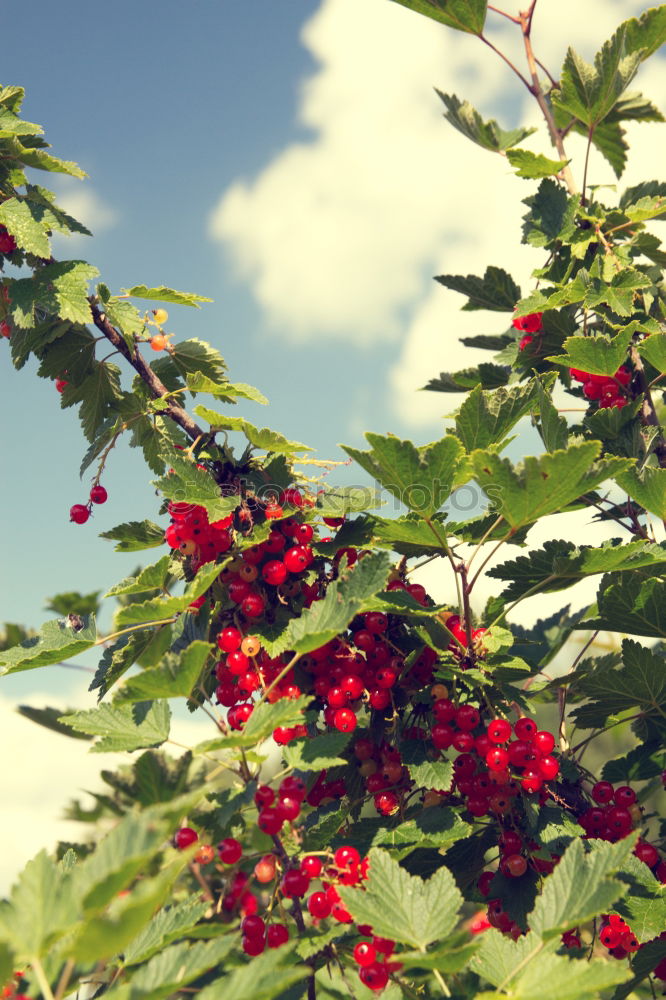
[0,0,663,887]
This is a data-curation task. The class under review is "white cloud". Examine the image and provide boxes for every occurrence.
[0,689,209,895]
[209,0,664,425]
[52,180,118,238]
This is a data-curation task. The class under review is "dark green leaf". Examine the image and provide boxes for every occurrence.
[59,700,171,752]
[100,520,165,552]
[577,572,666,639]
[122,285,213,307]
[506,150,570,179]
[424,362,510,392]
[284,731,351,771]
[454,380,542,450]
[436,91,534,151]
[435,265,520,311]
[114,640,212,702]
[389,0,487,35]
[16,704,93,740]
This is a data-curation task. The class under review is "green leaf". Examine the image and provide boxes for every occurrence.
[488,538,666,601]
[436,91,534,151]
[472,930,630,1000]
[104,295,146,337]
[122,285,213,307]
[402,741,453,790]
[637,332,666,374]
[153,451,239,521]
[120,937,235,1000]
[105,555,173,597]
[521,178,572,248]
[100,520,166,552]
[578,572,666,639]
[193,406,312,453]
[470,442,630,530]
[338,847,462,949]
[0,197,51,255]
[343,432,465,518]
[282,551,392,654]
[59,700,171,752]
[435,265,520,311]
[424,362,510,393]
[195,945,309,1000]
[115,640,212,702]
[615,466,666,520]
[602,740,664,783]
[389,0,487,35]
[186,371,268,404]
[159,338,226,384]
[16,704,93,740]
[506,149,570,179]
[69,361,123,442]
[113,560,222,627]
[72,810,171,913]
[552,26,643,129]
[375,809,470,861]
[0,850,78,957]
[45,589,101,616]
[123,897,209,965]
[14,143,86,178]
[0,106,42,137]
[620,5,666,60]
[454,381,541,451]
[584,269,652,317]
[283,731,351,771]
[315,486,383,517]
[91,632,157,699]
[195,697,311,753]
[530,837,635,939]
[535,380,568,452]
[369,513,450,557]
[547,328,633,375]
[0,614,96,675]
[615,855,666,942]
[399,939,479,972]
[570,638,666,727]
[9,260,98,327]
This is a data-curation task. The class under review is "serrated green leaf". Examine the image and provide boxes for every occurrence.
[615,854,666,942]
[16,704,93,740]
[615,466,666,520]
[15,143,86,178]
[120,937,235,1000]
[91,632,156,699]
[100,520,166,552]
[602,740,664,783]
[577,572,666,639]
[343,433,465,518]
[571,637,666,728]
[0,106,42,136]
[0,197,51,255]
[637,332,666,374]
[0,850,78,958]
[369,513,450,557]
[122,285,213,307]
[105,556,173,597]
[488,538,666,601]
[389,0,487,34]
[59,700,171,752]
[399,939,479,972]
[423,362,511,393]
[9,260,98,327]
[506,149,570,179]
[315,486,383,517]
[284,731,351,771]
[153,451,239,521]
[585,269,652,317]
[186,372,268,404]
[436,91,535,151]
[454,380,541,451]
[338,847,462,949]
[113,560,222,627]
[195,945,309,1000]
[195,696,311,753]
[67,360,123,442]
[535,380,568,452]
[115,640,212,702]
[473,930,629,1000]
[374,808,470,862]
[123,897,209,965]
[547,327,633,375]
[0,614,96,675]
[193,406,311,453]
[435,265,520,312]
[470,442,630,530]
[530,837,635,939]
[104,295,146,338]
[521,178,573,248]
[283,551,392,654]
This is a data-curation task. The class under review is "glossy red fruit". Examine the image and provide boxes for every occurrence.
[503,853,528,877]
[353,941,377,967]
[308,891,332,922]
[89,485,108,504]
[512,311,542,333]
[218,837,242,864]
[174,827,198,849]
[486,747,509,771]
[359,963,389,991]
[592,781,615,804]
[634,841,659,868]
[262,560,288,585]
[267,924,290,948]
[284,545,313,573]
[280,775,307,800]
[254,855,277,882]
[241,593,265,618]
[217,627,242,652]
[486,719,512,744]
[538,755,559,780]
[301,855,323,878]
[455,705,481,731]
[241,915,266,938]
[514,717,537,740]
[69,504,90,524]
[613,785,636,806]
[242,935,265,956]
[281,869,310,898]
[532,730,555,755]
[334,846,361,870]
[55,377,68,392]
[333,707,357,733]
[257,808,283,835]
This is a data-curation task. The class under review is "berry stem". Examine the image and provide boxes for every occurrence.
[95,618,178,646]
[30,957,56,1000]
[54,958,75,1000]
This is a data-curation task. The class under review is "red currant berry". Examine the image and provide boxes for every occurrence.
[455,705,481,731]
[334,846,361,870]
[592,781,615,804]
[284,545,313,573]
[89,485,108,504]
[308,890,332,918]
[262,560,288,586]
[486,748,509,772]
[514,717,537,740]
[333,707,357,733]
[353,941,377,967]
[241,915,266,938]
[242,935,265,956]
[217,627,242,653]
[503,854,527,877]
[359,963,389,991]
[173,826,198,849]
[538,755,559,780]
[69,504,90,524]
[301,855,323,877]
[634,841,659,868]
[241,593,265,618]
[266,924,289,948]
[257,808,283,836]
[218,837,242,864]
[486,719,512,744]
[613,785,636,806]
[281,869,310,898]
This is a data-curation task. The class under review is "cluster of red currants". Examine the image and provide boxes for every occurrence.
[513,310,543,352]
[569,365,631,409]
[1,971,27,1000]
[599,913,639,958]
[69,485,108,524]
[165,502,235,566]
[352,737,408,817]
[580,781,665,877]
